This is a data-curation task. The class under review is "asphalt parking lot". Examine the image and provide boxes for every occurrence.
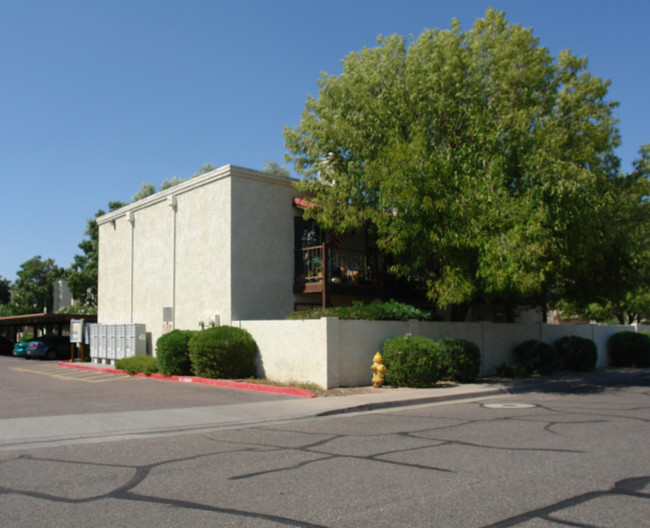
[0,355,297,420]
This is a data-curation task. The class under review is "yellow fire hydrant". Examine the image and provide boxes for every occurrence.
[371,351,387,388]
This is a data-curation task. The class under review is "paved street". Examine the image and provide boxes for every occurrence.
[1,365,649,527]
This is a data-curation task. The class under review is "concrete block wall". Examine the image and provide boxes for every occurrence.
[236,319,643,389]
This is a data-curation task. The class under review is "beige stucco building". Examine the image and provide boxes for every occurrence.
[97,165,306,351]
[97,164,546,358]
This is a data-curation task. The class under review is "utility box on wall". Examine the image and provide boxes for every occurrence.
[90,324,147,365]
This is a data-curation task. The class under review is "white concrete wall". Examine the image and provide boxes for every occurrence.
[234,319,643,389]
[589,324,631,367]
[238,319,330,388]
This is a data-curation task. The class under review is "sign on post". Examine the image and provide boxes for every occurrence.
[70,319,84,343]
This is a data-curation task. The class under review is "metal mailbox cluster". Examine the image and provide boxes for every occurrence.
[89,324,146,365]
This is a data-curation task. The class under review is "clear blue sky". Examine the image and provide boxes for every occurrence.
[1,0,648,282]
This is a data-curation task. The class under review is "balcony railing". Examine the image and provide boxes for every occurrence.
[295,245,380,288]
[294,243,425,308]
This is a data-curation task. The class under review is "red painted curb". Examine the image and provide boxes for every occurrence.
[57,361,318,398]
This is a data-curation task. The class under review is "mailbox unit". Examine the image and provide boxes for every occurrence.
[90,324,146,365]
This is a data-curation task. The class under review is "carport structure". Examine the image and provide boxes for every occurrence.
[0,313,97,342]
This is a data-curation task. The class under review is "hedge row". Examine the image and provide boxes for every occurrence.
[287,299,433,321]
[503,336,597,377]
[506,330,650,377]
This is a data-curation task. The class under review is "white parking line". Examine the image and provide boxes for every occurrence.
[10,365,141,383]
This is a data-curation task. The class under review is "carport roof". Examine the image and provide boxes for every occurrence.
[0,313,97,326]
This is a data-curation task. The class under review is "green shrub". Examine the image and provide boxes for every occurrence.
[361,300,432,321]
[116,355,159,375]
[382,335,440,388]
[189,326,258,379]
[436,338,481,382]
[287,300,432,321]
[553,336,597,372]
[495,362,531,378]
[608,332,650,368]
[156,330,197,376]
[513,339,555,375]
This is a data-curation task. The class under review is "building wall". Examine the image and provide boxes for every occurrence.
[52,280,74,312]
[173,171,232,333]
[230,171,302,321]
[98,214,132,324]
[130,194,175,342]
[97,165,302,353]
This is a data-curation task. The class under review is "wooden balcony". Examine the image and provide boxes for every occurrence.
[293,243,390,300]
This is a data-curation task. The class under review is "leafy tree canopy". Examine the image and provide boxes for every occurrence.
[0,276,10,305]
[132,182,156,202]
[191,163,216,178]
[560,144,650,323]
[10,256,64,314]
[262,159,291,177]
[284,9,625,315]
[132,163,217,202]
[160,176,185,191]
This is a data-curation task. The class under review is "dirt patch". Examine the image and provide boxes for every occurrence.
[312,382,459,397]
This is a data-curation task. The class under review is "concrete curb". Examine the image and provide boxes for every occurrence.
[318,368,650,416]
[57,361,318,398]
[316,387,510,416]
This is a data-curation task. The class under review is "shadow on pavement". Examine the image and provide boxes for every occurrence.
[501,368,650,396]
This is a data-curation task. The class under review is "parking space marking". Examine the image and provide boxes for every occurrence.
[9,365,140,383]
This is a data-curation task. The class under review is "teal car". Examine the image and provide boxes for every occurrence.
[13,341,29,357]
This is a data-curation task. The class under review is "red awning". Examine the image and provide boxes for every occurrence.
[292,197,315,209]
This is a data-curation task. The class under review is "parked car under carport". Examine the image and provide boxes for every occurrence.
[13,341,29,357]
[26,336,70,360]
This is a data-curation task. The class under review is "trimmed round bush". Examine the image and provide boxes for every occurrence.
[553,336,597,372]
[189,326,258,379]
[437,338,481,382]
[608,332,650,368]
[156,330,197,376]
[382,335,439,388]
[514,339,555,375]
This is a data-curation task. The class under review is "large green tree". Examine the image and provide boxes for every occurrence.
[10,256,64,314]
[284,9,622,319]
[561,144,650,323]
[0,276,10,305]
